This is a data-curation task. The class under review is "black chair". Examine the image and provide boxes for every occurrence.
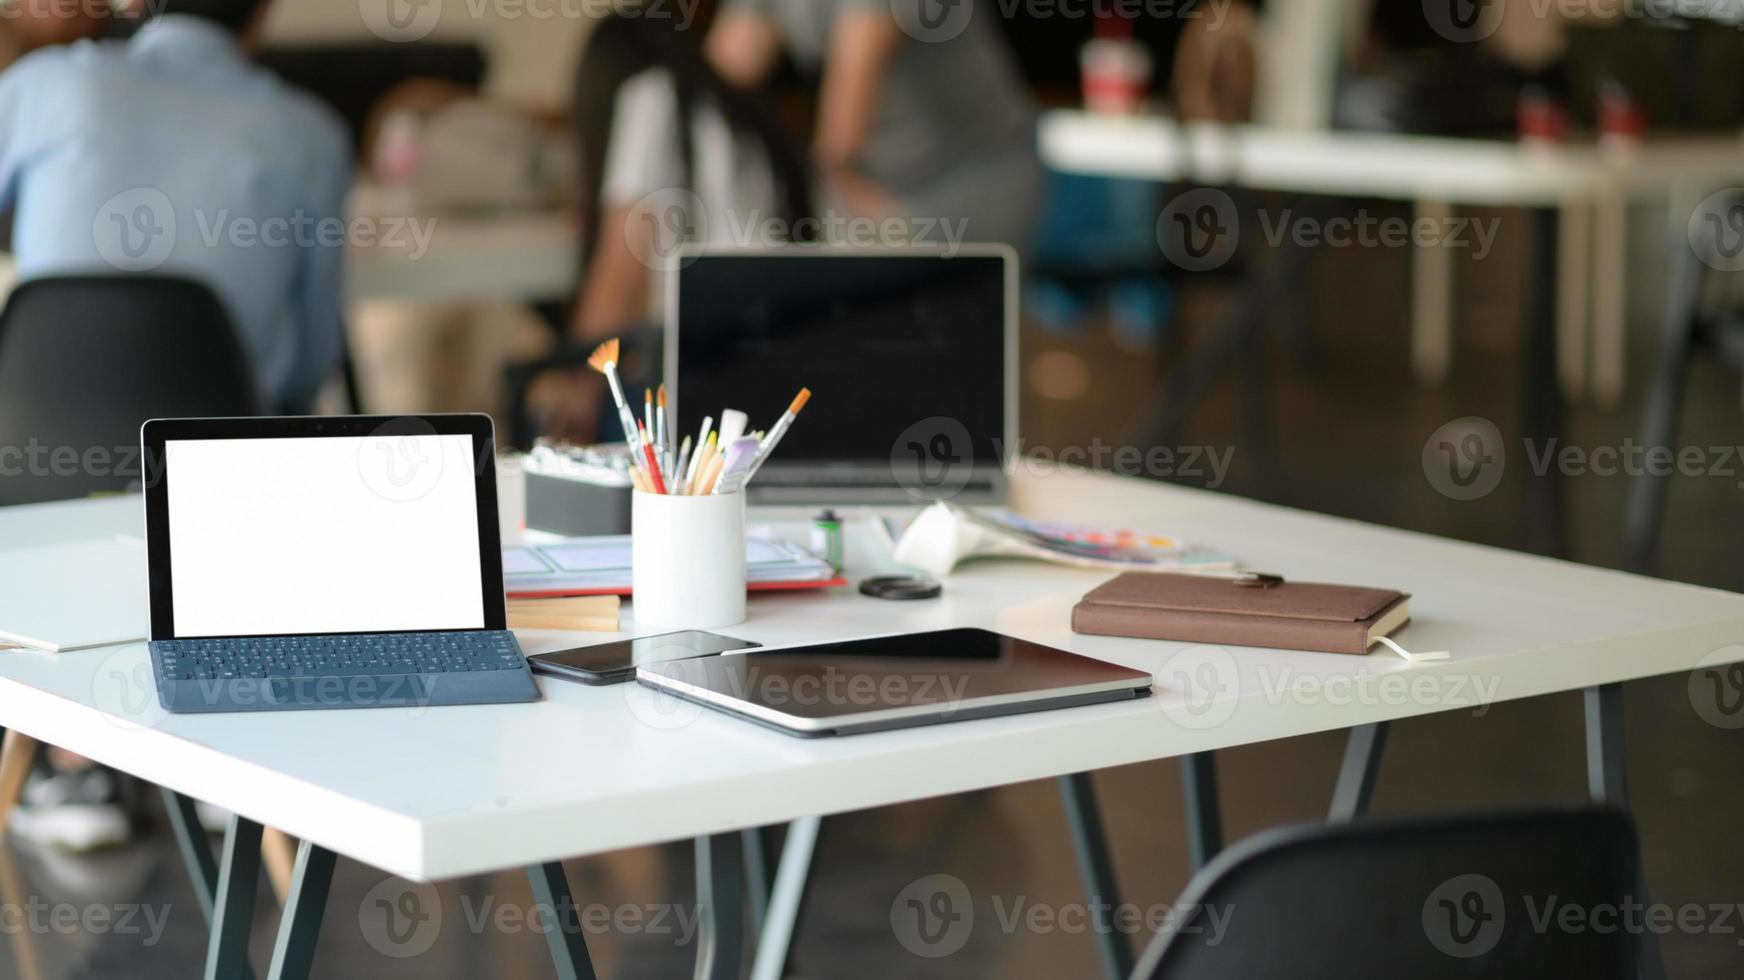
[0,275,261,506]
[1626,194,1744,572]
[1131,807,1642,979]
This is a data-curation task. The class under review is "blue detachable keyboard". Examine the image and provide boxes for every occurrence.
[148,630,542,713]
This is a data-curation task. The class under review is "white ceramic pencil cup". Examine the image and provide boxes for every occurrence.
[631,490,747,629]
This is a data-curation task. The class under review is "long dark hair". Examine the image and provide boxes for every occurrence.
[572,11,814,285]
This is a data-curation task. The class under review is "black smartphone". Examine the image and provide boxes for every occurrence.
[527,631,762,686]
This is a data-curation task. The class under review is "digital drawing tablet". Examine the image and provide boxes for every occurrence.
[528,630,761,685]
[634,628,1151,737]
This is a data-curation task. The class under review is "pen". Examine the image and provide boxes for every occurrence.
[685,416,713,490]
[744,388,810,485]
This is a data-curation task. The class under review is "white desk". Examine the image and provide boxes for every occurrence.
[1038,111,1744,405]
[3,469,1742,977]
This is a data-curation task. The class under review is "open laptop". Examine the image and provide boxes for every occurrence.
[667,246,1018,505]
[636,628,1152,737]
[140,415,540,713]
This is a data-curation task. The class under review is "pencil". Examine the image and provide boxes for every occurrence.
[697,452,726,496]
[687,431,718,495]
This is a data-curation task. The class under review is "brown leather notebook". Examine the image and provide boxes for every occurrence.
[1072,573,1410,655]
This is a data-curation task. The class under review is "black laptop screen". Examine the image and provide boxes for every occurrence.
[672,252,1010,478]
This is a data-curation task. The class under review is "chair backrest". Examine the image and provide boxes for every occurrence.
[1132,807,1641,980]
[0,275,261,506]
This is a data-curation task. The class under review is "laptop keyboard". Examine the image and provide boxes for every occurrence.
[153,631,524,681]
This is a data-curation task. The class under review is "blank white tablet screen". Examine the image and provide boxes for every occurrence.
[165,435,485,637]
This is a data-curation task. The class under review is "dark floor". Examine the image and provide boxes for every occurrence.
[6,236,1744,978]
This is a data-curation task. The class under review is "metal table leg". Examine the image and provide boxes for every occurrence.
[1058,772,1135,980]
[162,790,224,925]
[265,841,336,980]
[1584,683,1667,980]
[749,817,821,980]
[741,828,771,939]
[528,862,600,980]
[1328,722,1390,823]
[1180,753,1223,870]
[694,832,745,980]
[1585,683,1628,806]
[204,812,264,980]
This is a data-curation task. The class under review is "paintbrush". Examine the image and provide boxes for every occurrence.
[744,388,811,485]
[672,435,693,495]
[657,384,672,471]
[711,436,764,496]
[586,339,642,448]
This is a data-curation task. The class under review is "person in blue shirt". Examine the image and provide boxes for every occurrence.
[0,0,352,413]
[0,0,350,854]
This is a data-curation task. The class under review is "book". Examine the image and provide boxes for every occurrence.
[504,534,844,599]
[892,502,1236,577]
[1072,572,1411,655]
[506,595,621,632]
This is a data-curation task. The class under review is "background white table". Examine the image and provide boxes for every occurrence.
[2,468,1741,978]
[1038,110,1744,406]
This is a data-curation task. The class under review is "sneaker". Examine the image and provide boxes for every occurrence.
[7,764,133,852]
[194,799,231,835]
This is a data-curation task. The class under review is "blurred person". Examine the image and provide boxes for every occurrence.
[706,0,1042,253]
[0,0,113,71]
[0,0,349,851]
[525,6,813,441]
[0,0,352,414]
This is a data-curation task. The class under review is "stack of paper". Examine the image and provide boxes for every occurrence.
[0,538,149,652]
[505,535,840,598]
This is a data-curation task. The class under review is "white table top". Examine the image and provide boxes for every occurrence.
[3,470,1741,881]
[1039,110,1744,205]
